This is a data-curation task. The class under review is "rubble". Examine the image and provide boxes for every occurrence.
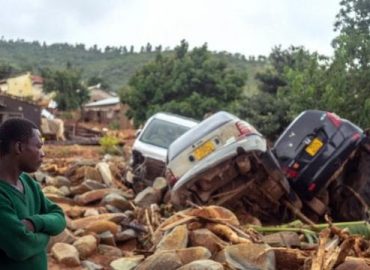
[39,142,370,270]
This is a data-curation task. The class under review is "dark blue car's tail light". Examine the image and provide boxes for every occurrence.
[352,132,361,142]
[308,182,316,192]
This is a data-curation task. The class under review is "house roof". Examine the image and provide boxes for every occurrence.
[84,97,120,107]
[31,75,43,84]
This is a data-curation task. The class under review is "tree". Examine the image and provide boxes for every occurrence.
[42,67,89,111]
[329,0,370,127]
[145,42,152,53]
[120,40,247,125]
[236,46,328,139]
[87,76,111,90]
[0,63,18,80]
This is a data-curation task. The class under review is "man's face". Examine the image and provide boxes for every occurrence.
[19,129,45,173]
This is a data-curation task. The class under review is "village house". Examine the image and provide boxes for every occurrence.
[0,72,44,101]
[0,94,41,127]
[83,97,132,129]
[87,83,116,102]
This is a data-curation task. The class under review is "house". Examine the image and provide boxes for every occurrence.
[0,94,41,127]
[87,84,116,103]
[0,72,44,101]
[83,97,132,129]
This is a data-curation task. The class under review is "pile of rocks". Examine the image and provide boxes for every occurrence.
[37,155,169,269]
[36,155,370,270]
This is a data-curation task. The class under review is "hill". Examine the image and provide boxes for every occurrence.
[0,39,267,93]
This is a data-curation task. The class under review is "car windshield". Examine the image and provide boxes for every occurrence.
[139,118,191,149]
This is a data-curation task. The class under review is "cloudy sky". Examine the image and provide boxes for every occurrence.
[0,0,341,56]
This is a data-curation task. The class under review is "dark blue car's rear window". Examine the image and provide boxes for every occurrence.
[273,110,327,159]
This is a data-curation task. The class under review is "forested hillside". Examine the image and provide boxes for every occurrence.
[0,39,266,92]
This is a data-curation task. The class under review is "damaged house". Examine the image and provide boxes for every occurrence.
[83,97,132,129]
[0,94,41,127]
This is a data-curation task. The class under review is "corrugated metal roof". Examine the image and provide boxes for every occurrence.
[84,97,120,107]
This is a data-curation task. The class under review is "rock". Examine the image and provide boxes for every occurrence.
[185,206,240,225]
[177,259,224,270]
[71,213,127,230]
[74,188,115,205]
[125,170,135,184]
[120,239,137,253]
[105,204,122,213]
[81,260,104,270]
[110,255,145,270]
[153,206,240,245]
[153,177,168,192]
[99,230,116,246]
[156,224,188,251]
[98,244,122,257]
[46,175,71,187]
[73,235,97,259]
[136,251,182,270]
[124,210,135,219]
[51,242,80,267]
[102,193,132,211]
[85,220,119,234]
[215,243,275,270]
[48,229,78,251]
[45,193,74,204]
[136,247,211,270]
[70,180,107,195]
[336,260,370,270]
[33,171,48,183]
[84,208,100,217]
[189,229,227,255]
[66,206,86,218]
[59,186,71,196]
[43,186,65,196]
[134,186,161,208]
[96,162,113,186]
[263,232,301,247]
[175,247,212,265]
[116,229,137,242]
[74,229,86,237]
[70,166,103,184]
[84,166,104,182]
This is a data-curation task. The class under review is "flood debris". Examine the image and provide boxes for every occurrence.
[38,134,370,270]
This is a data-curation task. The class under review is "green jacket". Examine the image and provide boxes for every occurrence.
[0,173,66,270]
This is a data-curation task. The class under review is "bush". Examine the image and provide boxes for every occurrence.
[108,120,120,130]
[99,135,121,155]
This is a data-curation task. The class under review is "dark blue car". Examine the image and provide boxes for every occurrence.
[273,110,364,200]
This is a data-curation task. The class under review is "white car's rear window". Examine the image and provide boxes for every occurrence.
[139,118,191,148]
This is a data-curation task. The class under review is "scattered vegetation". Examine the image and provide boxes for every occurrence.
[99,134,121,155]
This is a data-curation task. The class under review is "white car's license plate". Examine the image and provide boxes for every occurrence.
[193,140,215,160]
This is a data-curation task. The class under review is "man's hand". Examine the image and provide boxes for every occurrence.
[21,219,35,232]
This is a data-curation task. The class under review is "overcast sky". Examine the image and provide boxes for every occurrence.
[0,0,341,56]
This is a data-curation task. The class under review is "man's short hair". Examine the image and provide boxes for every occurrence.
[0,118,38,154]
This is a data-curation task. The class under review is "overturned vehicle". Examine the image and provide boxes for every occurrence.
[165,110,366,223]
[128,112,198,190]
[165,111,300,223]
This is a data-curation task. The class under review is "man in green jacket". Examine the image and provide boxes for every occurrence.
[0,118,66,269]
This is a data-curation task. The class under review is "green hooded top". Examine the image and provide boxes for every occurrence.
[0,173,66,270]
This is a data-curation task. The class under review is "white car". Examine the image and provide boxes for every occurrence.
[131,112,198,182]
[166,111,294,222]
